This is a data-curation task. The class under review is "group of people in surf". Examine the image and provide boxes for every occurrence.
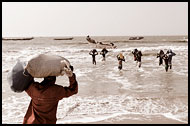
[88,48,142,70]
[116,48,143,70]
[89,48,108,65]
[89,47,176,72]
[157,49,176,72]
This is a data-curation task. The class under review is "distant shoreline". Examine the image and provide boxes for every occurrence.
[2,36,187,43]
[2,35,188,38]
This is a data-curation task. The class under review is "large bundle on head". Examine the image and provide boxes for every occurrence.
[25,54,73,78]
[7,60,33,92]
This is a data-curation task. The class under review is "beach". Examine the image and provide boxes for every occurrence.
[2,36,188,124]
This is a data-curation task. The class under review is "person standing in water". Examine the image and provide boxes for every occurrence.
[162,54,169,72]
[157,50,165,66]
[166,49,176,69]
[117,53,125,70]
[89,49,98,65]
[136,50,143,68]
[132,48,138,61]
[100,48,108,61]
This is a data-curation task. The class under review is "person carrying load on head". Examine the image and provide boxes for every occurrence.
[157,50,165,66]
[100,47,108,61]
[117,53,125,70]
[166,49,176,69]
[132,48,138,61]
[89,49,98,65]
[136,50,143,68]
[162,54,169,72]
[23,65,78,124]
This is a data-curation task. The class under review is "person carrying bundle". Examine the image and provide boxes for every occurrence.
[157,50,165,66]
[89,49,98,65]
[136,51,143,68]
[132,48,138,61]
[7,54,78,124]
[166,49,176,69]
[117,53,125,70]
[100,48,108,61]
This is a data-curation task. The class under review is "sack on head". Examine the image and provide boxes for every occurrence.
[25,54,73,78]
[7,60,33,93]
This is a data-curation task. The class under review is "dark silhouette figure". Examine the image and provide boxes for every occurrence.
[136,51,143,68]
[157,50,165,66]
[132,49,138,61]
[166,49,176,69]
[100,48,108,61]
[163,54,169,72]
[89,49,98,65]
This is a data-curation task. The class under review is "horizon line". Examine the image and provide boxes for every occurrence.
[2,34,188,38]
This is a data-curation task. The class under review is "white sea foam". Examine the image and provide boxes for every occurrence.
[56,95,188,123]
[74,68,93,77]
[110,45,187,53]
[162,113,188,124]
[2,37,188,124]
[2,93,188,124]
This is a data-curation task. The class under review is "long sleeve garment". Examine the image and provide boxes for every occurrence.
[23,74,78,124]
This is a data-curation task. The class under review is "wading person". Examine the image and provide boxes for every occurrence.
[163,54,169,72]
[132,48,138,61]
[117,53,125,70]
[100,48,108,61]
[23,66,78,124]
[136,51,143,68]
[89,49,98,65]
[157,50,165,66]
[166,49,176,69]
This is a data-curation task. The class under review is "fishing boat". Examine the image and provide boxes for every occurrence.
[2,37,34,41]
[54,37,73,40]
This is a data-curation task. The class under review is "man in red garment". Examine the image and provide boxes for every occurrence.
[23,66,78,124]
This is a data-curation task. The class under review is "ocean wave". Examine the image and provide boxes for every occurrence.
[57,95,188,124]
[2,45,187,62]
[110,46,187,53]
[2,94,187,124]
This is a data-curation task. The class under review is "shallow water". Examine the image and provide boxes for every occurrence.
[2,36,188,124]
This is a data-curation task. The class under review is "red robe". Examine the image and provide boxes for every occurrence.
[23,74,78,124]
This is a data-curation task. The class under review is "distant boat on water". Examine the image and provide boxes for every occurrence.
[182,37,188,42]
[54,37,73,40]
[2,37,34,41]
[178,37,188,42]
[129,36,144,40]
[182,39,188,42]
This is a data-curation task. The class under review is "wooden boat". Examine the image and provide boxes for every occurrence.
[2,37,34,41]
[54,37,73,40]
[129,36,144,40]
[95,42,117,49]
[86,36,116,49]
[86,38,96,44]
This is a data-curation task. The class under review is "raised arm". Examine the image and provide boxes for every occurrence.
[58,73,78,100]
[172,52,176,56]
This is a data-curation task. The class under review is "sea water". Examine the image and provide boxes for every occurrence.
[2,36,188,124]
